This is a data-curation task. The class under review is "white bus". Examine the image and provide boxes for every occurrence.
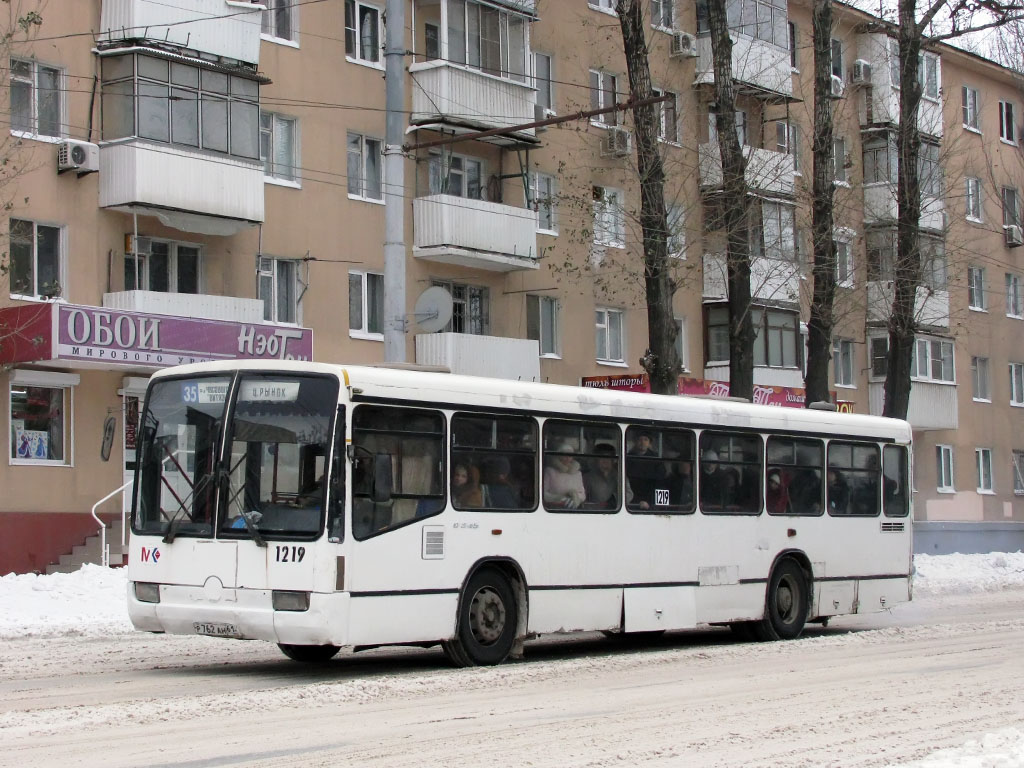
[127,361,913,666]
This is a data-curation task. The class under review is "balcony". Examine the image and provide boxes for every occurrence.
[866,283,949,328]
[99,0,263,65]
[863,184,945,230]
[409,61,537,143]
[100,142,264,232]
[415,332,540,381]
[699,144,794,196]
[855,33,943,138]
[703,252,801,305]
[413,194,539,271]
[103,290,266,323]
[868,381,957,430]
[695,35,793,98]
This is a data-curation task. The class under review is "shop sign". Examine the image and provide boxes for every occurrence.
[582,373,833,410]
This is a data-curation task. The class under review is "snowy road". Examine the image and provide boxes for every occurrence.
[2,588,1023,768]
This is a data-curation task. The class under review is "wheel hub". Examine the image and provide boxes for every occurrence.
[469,586,506,645]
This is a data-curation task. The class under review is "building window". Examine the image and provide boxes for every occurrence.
[347,132,383,201]
[10,58,62,139]
[593,186,626,248]
[936,444,954,492]
[831,38,843,79]
[1011,362,1024,406]
[888,38,900,86]
[862,132,896,185]
[753,200,796,262]
[833,137,848,184]
[675,317,689,371]
[589,0,615,10]
[527,294,559,357]
[448,0,528,82]
[124,238,200,295]
[789,22,798,68]
[966,177,982,221]
[260,112,298,182]
[776,121,800,173]
[530,173,557,233]
[968,266,987,310]
[870,336,889,378]
[1000,101,1016,143]
[1007,273,1023,318]
[262,0,296,41]
[533,52,554,113]
[428,152,483,199]
[589,70,620,127]
[976,448,994,492]
[344,1,381,64]
[911,338,954,383]
[258,257,299,324]
[9,373,76,465]
[100,54,259,161]
[835,238,854,287]
[651,0,674,28]
[866,229,895,282]
[721,0,788,47]
[1013,450,1024,494]
[706,306,731,363]
[919,141,941,198]
[595,308,625,363]
[962,86,980,130]
[752,308,801,368]
[919,52,940,100]
[921,236,946,291]
[349,270,384,338]
[653,88,678,144]
[667,204,686,258]
[972,356,991,401]
[833,338,855,387]
[433,280,490,335]
[8,218,62,299]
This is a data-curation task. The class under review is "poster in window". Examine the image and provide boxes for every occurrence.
[15,427,49,460]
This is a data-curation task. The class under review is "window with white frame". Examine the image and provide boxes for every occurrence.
[124,237,199,294]
[919,52,940,100]
[866,229,895,282]
[709,109,748,146]
[432,280,490,334]
[870,336,889,378]
[590,70,621,126]
[888,38,900,87]
[971,356,991,401]
[667,204,686,258]
[831,38,843,79]
[1007,273,1023,317]
[976,448,994,492]
[593,186,625,248]
[776,121,800,173]
[789,22,798,68]
[833,338,855,386]
[965,177,982,221]
[260,112,298,182]
[752,307,801,368]
[1011,362,1024,406]
[653,88,678,143]
[10,58,63,139]
[651,0,674,28]
[862,132,896,185]
[675,317,689,371]
[706,305,731,363]
[1004,187,1020,227]
[936,444,954,492]
[8,218,62,299]
[447,0,528,81]
[428,152,483,199]
[919,141,941,198]
[595,307,625,363]
[258,257,299,324]
[347,132,383,201]
[1013,450,1024,494]
[921,236,947,291]
[348,270,384,337]
[911,338,954,383]
[1000,100,1016,143]
[968,266,987,310]
[527,294,559,357]
[533,52,554,113]
[530,172,557,234]
[589,0,616,11]
[9,370,77,465]
[962,86,980,130]
[834,238,854,287]
[717,0,788,47]
[263,0,296,41]
[345,1,381,64]
[753,200,796,262]
[833,136,848,184]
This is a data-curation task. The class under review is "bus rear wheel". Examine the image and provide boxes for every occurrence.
[278,643,341,663]
[443,567,518,667]
[753,559,809,641]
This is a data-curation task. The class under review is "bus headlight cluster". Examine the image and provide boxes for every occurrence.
[134,582,161,603]
[272,590,311,612]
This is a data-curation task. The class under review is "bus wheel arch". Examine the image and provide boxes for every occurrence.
[443,558,528,667]
[753,551,813,642]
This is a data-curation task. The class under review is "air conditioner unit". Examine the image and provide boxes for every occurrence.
[670,31,698,58]
[1005,224,1023,247]
[125,234,152,256]
[851,59,872,85]
[534,102,554,131]
[57,139,99,174]
[601,127,632,158]
[830,74,845,99]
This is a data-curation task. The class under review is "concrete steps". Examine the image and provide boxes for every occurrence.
[46,520,128,574]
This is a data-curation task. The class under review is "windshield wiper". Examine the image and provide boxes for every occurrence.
[235,507,267,548]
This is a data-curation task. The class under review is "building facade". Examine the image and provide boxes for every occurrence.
[0,0,1021,574]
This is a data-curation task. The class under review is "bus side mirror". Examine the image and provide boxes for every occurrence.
[372,453,393,503]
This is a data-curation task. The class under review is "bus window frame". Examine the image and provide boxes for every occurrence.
[450,411,539,513]
[826,440,882,517]
[542,418,622,514]
[698,430,764,515]
[624,424,696,515]
[764,435,825,517]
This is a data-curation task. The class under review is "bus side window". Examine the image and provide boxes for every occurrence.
[883,445,910,517]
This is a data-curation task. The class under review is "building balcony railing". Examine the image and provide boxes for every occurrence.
[103,290,266,324]
[703,252,801,305]
[99,0,263,65]
[413,194,539,271]
[863,184,945,230]
[866,283,950,328]
[698,144,794,196]
[415,332,540,381]
[868,380,957,430]
[695,35,793,98]
[408,61,537,142]
[99,141,264,230]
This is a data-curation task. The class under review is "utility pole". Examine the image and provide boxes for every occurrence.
[383,0,406,362]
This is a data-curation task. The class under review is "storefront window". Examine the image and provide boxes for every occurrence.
[10,383,69,463]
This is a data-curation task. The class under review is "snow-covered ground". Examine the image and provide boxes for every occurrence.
[3,552,1024,767]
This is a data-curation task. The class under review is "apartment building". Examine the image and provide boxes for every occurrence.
[0,0,1020,574]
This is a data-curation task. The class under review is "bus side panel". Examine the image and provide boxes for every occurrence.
[623,586,697,632]
[694,583,767,624]
[817,580,857,616]
[275,592,352,646]
[345,594,458,646]
[855,577,910,614]
[528,588,622,634]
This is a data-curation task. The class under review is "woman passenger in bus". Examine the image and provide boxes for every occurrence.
[452,462,485,508]
[582,443,619,509]
[543,442,587,509]
[766,469,791,514]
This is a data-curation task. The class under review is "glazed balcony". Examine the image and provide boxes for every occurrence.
[695,35,793,98]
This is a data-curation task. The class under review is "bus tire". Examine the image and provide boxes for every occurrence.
[277,643,341,663]
[753,559,809,642]
[444,567,518,667]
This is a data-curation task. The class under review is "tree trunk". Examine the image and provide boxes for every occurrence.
[804,0,839,405]
[707,0,755,400]
[615,0,680,396]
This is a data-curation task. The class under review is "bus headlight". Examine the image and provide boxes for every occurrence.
[272,590,311,612]
[134,582,161,603]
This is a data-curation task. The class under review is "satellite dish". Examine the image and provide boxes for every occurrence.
[413,286,453,333]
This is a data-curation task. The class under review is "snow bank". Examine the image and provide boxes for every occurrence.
[912,552,1024,596]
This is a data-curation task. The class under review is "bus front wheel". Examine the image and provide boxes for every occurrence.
[443,567,518,667]
[754,559,809,641]
[278,643,341,663]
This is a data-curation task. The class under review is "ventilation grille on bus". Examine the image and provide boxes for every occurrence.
[422,526,445,560]
[881,521,905,533]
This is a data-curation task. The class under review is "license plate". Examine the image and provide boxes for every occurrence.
[193,621,241,638]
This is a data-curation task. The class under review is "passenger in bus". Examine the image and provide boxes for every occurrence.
[452,462,485,508]
[544,442,587,509]
[788,468,823,514]
[483,456,521,509]
[627,432,663,507]
[583,443,620,509]
[699,449,737,510]
[766,469,791,514]
[827,469,850,514]
[663,460,693,507]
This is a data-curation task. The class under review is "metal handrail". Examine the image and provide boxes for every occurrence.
[90,481,132,568]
